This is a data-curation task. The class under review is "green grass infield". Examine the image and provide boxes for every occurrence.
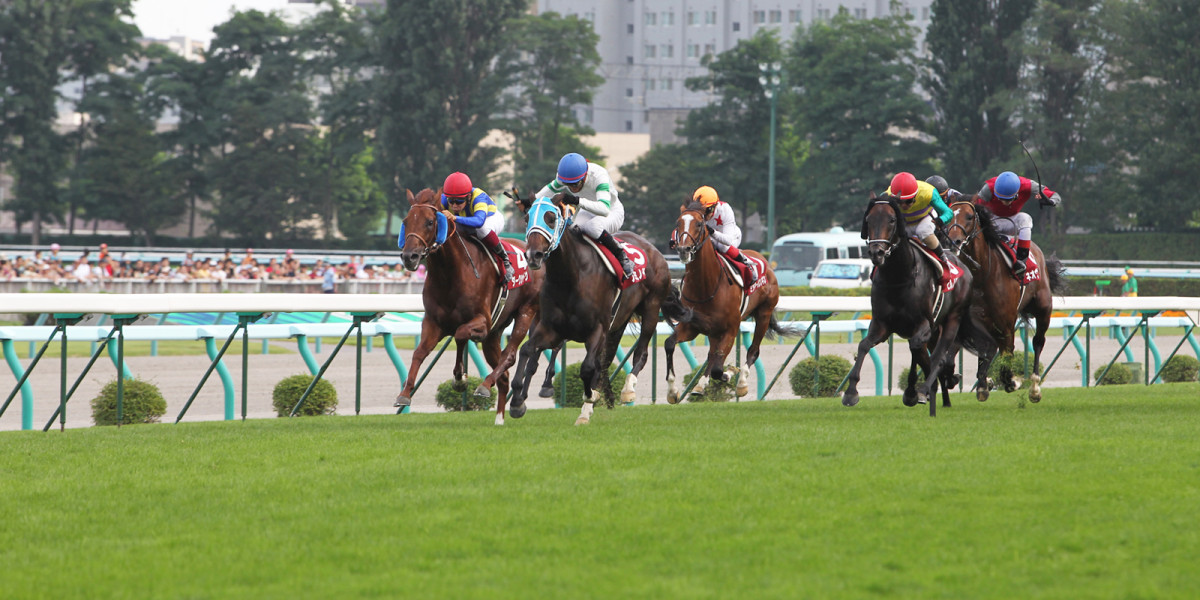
[3,383,1199,598]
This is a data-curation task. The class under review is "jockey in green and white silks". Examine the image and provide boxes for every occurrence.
[536,152,635,276]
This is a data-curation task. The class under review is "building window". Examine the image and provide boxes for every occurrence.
[854,8,867,18]
[626,55,634,64]
[644,12,656,26]
[626,88,634,97]
[752,10,765,24]
[625,120,633,132]
[921,7,929,20]
[769,10,782,23]
[686,11,697,25]
[686,44,699,58]
[904,6,913,17]
[662,78,673,91]
[644,44,656,58]
[660,44,673,58]
[817,8,830,21]
[704,10,716,25]
[732,21,740,31]
[662,12,674,26]
[645,78,656,91]
[703,43,715,56]
[789,9,801,23]
[627,23,634,34]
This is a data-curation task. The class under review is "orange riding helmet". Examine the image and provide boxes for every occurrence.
[693,186,720,208]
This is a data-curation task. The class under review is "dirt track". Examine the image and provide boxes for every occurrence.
[1,332,1163,431]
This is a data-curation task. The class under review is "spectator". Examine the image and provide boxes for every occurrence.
[322,261,336,294]
[182,250,196,269]
[73,257,94,281]
[1121,267,1138,297]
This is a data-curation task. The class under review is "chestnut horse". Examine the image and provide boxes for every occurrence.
[665,200,787,402]
[843,195,987,415]
[393,188,544,425]
[508,193,691,425]
[946,200,1066,402]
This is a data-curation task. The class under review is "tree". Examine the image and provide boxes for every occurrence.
[619,143,716,243]
[788,9,933,229]
[926,0,1038,189]
[499,11,604,194]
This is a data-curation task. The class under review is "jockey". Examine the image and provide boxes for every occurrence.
[440,171,513,285]
[975,170,1062,279]
[693,185,759,281]
[536,152,635,277]
[925,175,964,203]
[885,172,958,285]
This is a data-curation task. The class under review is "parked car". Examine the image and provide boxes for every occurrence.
[808,258,873,288]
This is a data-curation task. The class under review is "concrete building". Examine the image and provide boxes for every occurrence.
[536,0,934,140]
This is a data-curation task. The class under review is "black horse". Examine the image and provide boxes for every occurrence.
[842,194,988,416]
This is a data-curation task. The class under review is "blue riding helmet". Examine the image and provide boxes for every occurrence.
[994,171,1021,200]
[556,153,588,185]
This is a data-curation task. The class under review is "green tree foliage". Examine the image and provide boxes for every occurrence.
[788,9,933,229]
[374,0,527,216]
[926,0,1037,189]
[619,143,715,241]
[499,12,604,195]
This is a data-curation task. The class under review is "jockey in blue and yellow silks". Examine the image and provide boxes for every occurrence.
[441,171,512,285]
[885,171,958,285]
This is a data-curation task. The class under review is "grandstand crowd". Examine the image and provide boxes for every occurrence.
[0,243,423,285]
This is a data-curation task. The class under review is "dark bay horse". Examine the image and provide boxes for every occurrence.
[946,200,1066,402]
[665,200,787,402]
[843,194,986,415]
[508,193,690,425]
[394,188,544,425]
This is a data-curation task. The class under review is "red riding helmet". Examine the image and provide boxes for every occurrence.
[443,172,473,198]
[889,172,919,201]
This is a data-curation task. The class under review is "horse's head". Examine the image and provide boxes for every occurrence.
[399,188,450,271]
[945,199,979,251]
[672,200,709,264]
[861,193,905,266]
[523,193,569,270]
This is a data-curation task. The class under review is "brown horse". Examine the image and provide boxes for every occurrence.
[508,193,691,424]
[665,200,786,402]
[393,188,544,425]
[946,200,1066,402]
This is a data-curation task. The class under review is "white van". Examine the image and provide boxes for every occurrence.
[808,258,873,288]
[769,227,868,286]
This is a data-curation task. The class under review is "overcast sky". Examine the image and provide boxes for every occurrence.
[131,0,320,44]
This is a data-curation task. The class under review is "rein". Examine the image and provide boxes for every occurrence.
[405,203,480,279]
[676,210,730,305]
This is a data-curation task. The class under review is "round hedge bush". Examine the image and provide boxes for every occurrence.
[789,355,851,397]
[896,366,927,391]
[679,366,737,402]
[988,351,1033,390]
[435,376,496,412]
[272,374,338,416]
[1159,355,1199,383]
[1093,362,1132,386]
[91,377,167,426]
[551,362,628,408]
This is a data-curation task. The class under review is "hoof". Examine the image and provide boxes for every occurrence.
[620,388,636,405]
[393,394,411,408]
[1003,380,1018,393]
[494,413,505,426]
[510,402,527,419]
[976,389,990,402]
[574,416,590,426]
[473,384,491,399]
[1029,375,1042,403]
[538,386,555,398]
[902,393,918,407]
[842,393,859,407]
[947,373,961,390]
[666,389,680,405]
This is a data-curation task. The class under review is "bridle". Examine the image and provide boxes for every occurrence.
[403,203,479,278]
[864,200,898,259]
[672,208,709,262]
[946,201,981,252]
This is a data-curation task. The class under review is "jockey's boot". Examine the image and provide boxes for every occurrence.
[485,233,514,286]
[937,246,957,285]
[1012,245,1030,280]
[598,231,636,277]
[730,249,759,281]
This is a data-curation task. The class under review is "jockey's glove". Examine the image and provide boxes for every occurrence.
[561,194,580,206]
[1040,192,1062,207]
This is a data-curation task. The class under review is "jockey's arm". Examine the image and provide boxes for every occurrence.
[708,203,739,246]
[535,181,560,200]
[1032,181,1062,207]
[930,189,954,225]
[454,207,487,229]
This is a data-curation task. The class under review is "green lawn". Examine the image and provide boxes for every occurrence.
[3,384,1199,599]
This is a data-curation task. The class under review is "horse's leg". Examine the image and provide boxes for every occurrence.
[1027,295,1052,403]
[451,339,469,391]
[739,308,774,398]
[920,315,966,407]
[575,325,609,425]
[509,322,558,419]
[664,322,699,404]
[539,345,560,398]
[904,323,934,407]
[479,333,507,426]
[843,320,889,407]
[618,305,661,405]
[479,305,535,396]
[394,320,443,407]
[701,330,737,400]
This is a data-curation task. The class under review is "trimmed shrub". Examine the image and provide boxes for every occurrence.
[91,378,167,426]
[551,362,628,408]
[680,366,737,402]
[790,355,852,397]
[1093,362,1133,386]
[896,366,926,391]
[988,351,1033,389]
[435,376,496,412]
[272,374,338,416]
[1158,355,1199,383]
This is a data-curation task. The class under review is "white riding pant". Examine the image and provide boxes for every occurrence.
[711,229,741,254]
[464,212,505,241]
[574,201,625,238]
[989,212,1033,242]
[908,214,936,240]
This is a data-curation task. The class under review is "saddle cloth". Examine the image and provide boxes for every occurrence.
[583,236,648,289]
[469,238,530,290]
[909,240,965,292]
[717,252,768,293]
[995,239,1042,284]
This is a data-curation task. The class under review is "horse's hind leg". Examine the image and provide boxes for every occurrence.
[539,345,560,398]
[478,334,507,425]
[618,308,661,405]
[509,324,558,419]
[451,340,469,391]
[739,311,774,398]
[664,322,698,404]
[1027,300,1052,403]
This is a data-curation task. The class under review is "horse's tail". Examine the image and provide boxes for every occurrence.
[660,284,694,327]
[765,314,802,341]
[1044,252,1068,295]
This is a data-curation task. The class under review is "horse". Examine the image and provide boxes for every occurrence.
[508,193,691,425]
[842,194,987,414]
[393,188,544,425]
[946,199,1067,402]
[664,200,787,402]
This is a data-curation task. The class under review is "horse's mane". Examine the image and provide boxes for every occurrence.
[970,200,1007,249]
[413,187,440,206]
[683,200,705,213]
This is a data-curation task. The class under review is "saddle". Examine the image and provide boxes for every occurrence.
[582,235,647,289]
[717,252,767,293]
[995,238,1042,284]
[909,240,964,292]
[466,237,530,290]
